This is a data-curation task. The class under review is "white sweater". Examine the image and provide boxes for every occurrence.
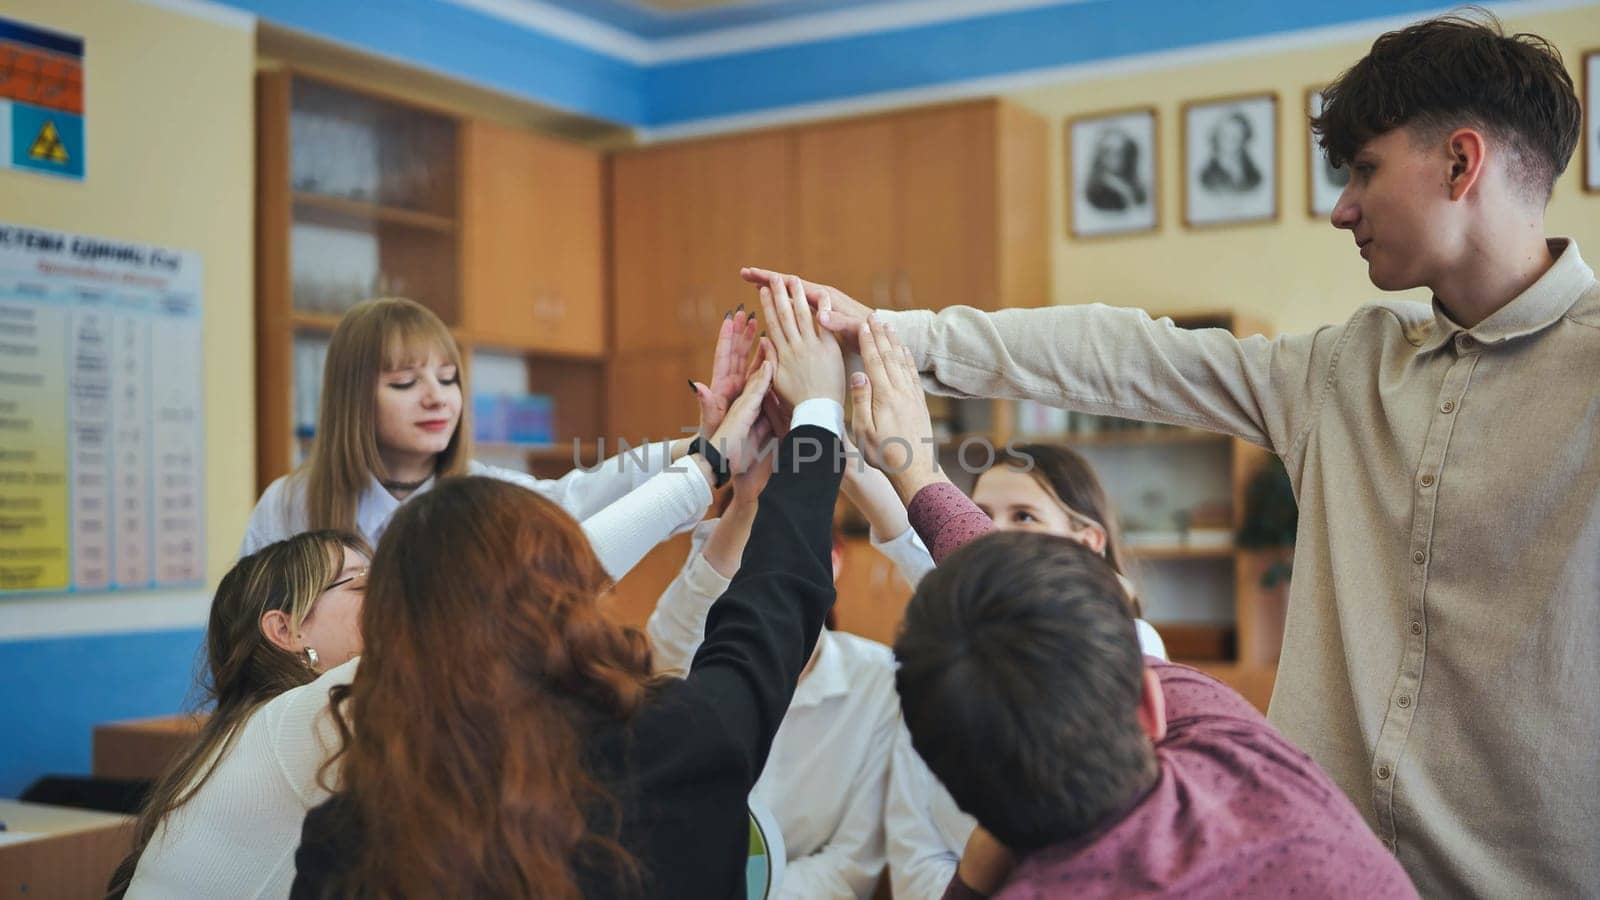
[126,659,357,899]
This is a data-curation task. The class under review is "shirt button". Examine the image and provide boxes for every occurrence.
[1410,621,1423,635]
[1397,695,1412,708]
[1459,335,1475,349]
[1419,473,1434,487]
[1412,550,1426,564]
[1377,765,1392,780]
[1440,400,1455,414]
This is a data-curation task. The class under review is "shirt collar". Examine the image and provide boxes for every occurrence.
[356,470,437,544]
[790,630,851,709]
[1418,238,1592,354]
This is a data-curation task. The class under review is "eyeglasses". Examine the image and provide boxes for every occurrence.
[321,568,369,594]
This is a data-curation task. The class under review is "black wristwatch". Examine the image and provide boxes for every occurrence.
[688,436,731,488]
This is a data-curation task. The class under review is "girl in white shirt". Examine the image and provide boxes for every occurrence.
[877,442,1169,899]
[241,297,756,578]
[115,530,370,898]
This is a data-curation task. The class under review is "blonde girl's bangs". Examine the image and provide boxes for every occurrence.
[380,311,461,374]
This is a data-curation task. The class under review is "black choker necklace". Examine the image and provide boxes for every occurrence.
[381,476,429,492]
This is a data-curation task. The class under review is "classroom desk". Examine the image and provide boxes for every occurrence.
[0,799,133,899]
[93,713,206,780]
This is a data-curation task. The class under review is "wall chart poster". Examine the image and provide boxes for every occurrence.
[0,222,204,596]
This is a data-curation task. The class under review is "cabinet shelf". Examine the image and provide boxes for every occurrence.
[293,192,456,233]
[289,311,344,332]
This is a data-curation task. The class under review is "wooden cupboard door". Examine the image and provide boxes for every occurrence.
[796,118,898,310]
[462,121,604,356]
[895,104,998,312]
[686,132,799,358]
[608,348,700,447]
[832,538,914,646]
[613,145,704,352]
[525,133,605,355]
[607,533,693,632]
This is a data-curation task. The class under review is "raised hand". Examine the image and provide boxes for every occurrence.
[757,273,846,408]
[692,306,759,441]
[708,359,777,476]
[850,316,944,501]
[741,266,873,348]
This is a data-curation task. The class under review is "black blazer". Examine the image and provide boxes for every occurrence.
[291,425,843,899]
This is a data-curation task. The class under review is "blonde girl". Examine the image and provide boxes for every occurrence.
[242,297,740,578]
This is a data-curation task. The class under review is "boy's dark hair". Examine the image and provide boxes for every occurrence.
[893,532,1156,852]
[1311,10,1580,201]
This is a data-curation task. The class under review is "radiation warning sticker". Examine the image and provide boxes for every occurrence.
[0,15,84,180]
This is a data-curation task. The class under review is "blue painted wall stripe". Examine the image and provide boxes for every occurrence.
[639,0,1453,125]
[211,0,646,123]
[208,0,1518,128]
[0,628,205,798]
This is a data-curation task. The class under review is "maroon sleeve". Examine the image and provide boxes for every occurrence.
[1150,661,1269,731]
[906,481,995,563]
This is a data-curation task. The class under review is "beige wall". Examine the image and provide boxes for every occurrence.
[1007,5,1600,336]
[1,0,255,594]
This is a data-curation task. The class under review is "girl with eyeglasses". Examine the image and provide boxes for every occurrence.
[113,530,371,898]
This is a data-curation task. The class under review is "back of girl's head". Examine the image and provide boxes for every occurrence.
[329,476,654,899]
[303,297,471,531]
[111,529,368,898]
[1002,443,1131,580]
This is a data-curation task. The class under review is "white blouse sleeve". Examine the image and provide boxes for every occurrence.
[576,460,713,581]
[644,520,728,676]
[870,526,935,590]
[478,439,681,523]
[884,724,975,900]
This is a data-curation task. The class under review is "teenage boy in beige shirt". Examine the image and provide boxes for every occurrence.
[745,14,1596,899]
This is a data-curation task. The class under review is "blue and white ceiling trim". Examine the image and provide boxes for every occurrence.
[189,0,1599,136]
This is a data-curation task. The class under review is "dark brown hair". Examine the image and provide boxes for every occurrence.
[322,476,656,899]
[895,532,1155,852]
[110,530,369,897]
[1311,10,1581,200]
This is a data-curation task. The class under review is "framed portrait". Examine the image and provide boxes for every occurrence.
[1585,50,1599,193]
[1067,107,1159,238]
[1182,92,1278,227]
[1306,89,1349,216]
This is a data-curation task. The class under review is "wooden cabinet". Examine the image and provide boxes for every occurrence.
[832,538,915,646]
[462,120,605,357]
[794,100,1048,313]
[612,131,799,356]
[795,118,898,308]
[256,69,610,492]
[603,98,1048,645]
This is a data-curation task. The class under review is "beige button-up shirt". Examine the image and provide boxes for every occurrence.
[881,239,1600,898]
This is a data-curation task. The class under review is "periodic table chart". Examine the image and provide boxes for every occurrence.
[0,222,204,596]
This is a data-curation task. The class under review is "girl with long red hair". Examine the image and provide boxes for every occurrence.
[291,276,853,899]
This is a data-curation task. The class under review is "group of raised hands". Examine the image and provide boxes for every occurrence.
[687,269,944,501]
